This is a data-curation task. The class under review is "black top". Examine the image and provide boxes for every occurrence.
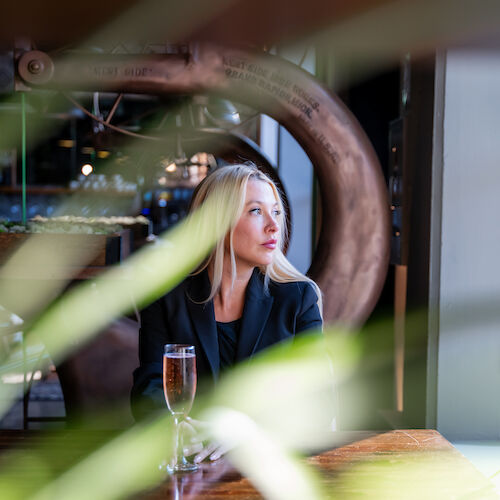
[216,318,241,371]
[131,268,322,421]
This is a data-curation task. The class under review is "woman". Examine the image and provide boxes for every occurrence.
[131,164,323,421]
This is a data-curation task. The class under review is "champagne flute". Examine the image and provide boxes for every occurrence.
[163,344,198,473]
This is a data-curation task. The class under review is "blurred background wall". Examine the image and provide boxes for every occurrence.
[431,49,500,440]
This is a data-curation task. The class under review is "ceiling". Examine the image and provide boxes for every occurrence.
[0,0,387,50]
[0,0,498,81]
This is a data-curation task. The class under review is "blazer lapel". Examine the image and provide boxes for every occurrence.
[236,269,274,361]
[185,272,220,379]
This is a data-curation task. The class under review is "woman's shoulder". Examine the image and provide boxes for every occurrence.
[267,278,318,300]
[268,277,322,328]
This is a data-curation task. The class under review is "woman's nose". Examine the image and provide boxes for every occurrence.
[266,217,279,233]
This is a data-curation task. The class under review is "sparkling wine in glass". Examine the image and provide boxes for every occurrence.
[163,344,198,473]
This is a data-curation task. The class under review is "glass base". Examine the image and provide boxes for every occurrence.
[165,459,200,474]
[168,461,199,474]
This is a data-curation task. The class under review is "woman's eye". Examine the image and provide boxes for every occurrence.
[249,207,280,216]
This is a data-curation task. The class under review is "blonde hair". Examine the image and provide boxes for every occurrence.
[190,163,322,315]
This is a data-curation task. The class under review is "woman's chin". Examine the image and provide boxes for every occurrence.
[256,255,275,267]
[235,251,275,270]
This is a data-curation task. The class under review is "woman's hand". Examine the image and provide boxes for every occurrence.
[181,417,231,463]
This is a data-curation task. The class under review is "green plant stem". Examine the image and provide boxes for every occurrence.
[21,93,27,225]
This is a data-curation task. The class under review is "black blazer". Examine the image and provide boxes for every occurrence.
[131,268,322,420]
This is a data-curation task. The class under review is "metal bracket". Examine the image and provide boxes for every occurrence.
[17,50,55,86]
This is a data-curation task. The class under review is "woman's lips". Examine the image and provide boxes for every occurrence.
[262,239,277,249]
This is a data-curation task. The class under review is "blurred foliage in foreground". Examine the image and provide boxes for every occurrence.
[2,0,500,495]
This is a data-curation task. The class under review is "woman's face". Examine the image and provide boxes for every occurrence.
[230,179,281,271]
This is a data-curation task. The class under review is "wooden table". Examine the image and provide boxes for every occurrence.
[0,429,497,499]
[141,430,498,499]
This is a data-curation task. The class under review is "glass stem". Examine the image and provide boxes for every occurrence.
[173,415,183,467]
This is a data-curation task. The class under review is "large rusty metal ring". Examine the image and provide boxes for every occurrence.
[18,45,390,326]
